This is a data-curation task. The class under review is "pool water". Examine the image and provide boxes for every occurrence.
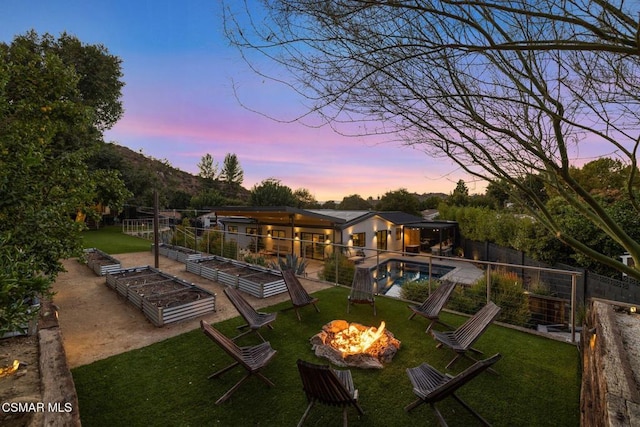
[374,260,455,296]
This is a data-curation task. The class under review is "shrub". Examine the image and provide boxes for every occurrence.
[400,279,433,302]
[268,254,308,275]
[319,253,355,286]
[449,270,531,327]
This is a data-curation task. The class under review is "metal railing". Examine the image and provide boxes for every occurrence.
[132,224,583,342]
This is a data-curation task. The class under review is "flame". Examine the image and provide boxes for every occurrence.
[331,321,386,356]
[0,360,20,378]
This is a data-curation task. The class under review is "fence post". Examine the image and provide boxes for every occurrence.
[486,265,492,303]
[428,256,433,294]
[334,243,339,285]
[571,273,577,343]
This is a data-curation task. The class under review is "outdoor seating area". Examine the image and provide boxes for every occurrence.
[65,237,580,426]
[72,271,580,426]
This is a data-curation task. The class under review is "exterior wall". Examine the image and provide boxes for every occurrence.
[343,216,404,253]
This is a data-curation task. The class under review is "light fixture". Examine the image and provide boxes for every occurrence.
[294,232,299,238]
[630,306,637,314]
[326,234,330,240]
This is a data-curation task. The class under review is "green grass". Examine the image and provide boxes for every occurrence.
[72,286,580,427]
[81,225,151,254]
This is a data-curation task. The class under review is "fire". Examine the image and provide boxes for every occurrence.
[0,360,20,378]
[330,321,386,356]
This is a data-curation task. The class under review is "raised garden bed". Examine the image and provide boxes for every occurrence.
[185,256,286,298]
[82,248,122,276]
[105,266,215,326]
[151,243,203,263]
[142,288,215,327]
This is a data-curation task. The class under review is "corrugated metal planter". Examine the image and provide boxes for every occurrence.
[105,266,216,326]
[142,288,216,327]
[186,256,286,299]
[151,243,203,263]
[82,248,122,276]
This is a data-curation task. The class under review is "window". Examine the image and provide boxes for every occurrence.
[271,230,285,238]
[352,232,366,247]
[395,227,402,241]
[246,227,257,235]
[376,230,388,250]
[228,226,238,233]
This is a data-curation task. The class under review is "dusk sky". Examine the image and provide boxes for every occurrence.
[3,1,484,201]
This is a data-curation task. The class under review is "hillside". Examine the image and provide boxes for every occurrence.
[98,143,251,207]
[110,143,204,195]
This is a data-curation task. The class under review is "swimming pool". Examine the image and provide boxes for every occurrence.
[373,260,455,296]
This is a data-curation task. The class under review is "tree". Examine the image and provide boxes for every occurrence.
[376,188,420,216]
[197,153,219,181]
[293,188,319,208]
[337,194,371,210]
[220,153,244,188]
[448,180,470,207]
[0,31,125,332]
[224,1,640,280]
[249,178,297,206]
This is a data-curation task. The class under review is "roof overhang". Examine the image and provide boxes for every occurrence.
[403,221,458,229]
[207,206,347,228]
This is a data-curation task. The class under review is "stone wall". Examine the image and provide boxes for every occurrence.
[37,300,81,426]
[581,299,640,426]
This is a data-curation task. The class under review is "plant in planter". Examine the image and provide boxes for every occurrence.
[269,253,308,275]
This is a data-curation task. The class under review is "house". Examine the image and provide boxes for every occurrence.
[202,207,458,260]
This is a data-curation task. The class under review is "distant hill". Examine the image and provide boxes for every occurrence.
[97,143,251,207]
[109,143,204,194]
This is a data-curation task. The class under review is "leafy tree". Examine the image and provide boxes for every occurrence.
[448,180,470,207]
[570,158,634,202]
[376,188,420,216]
[485,181,511,210]
[220,153,244,188]
[190,189,227,210]
[225,0,640,280]
[337,194,371,210]
[293,188,319,208]
[0,31,125,332]
[249,178,297,206]
[197,153,219,181]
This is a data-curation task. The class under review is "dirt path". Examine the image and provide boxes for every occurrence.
[53,252,331,368]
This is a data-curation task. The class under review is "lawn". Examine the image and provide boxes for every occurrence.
[72,285,580,426]
[81,225,151,254]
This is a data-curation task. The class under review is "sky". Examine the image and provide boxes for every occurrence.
[1,1,480,202]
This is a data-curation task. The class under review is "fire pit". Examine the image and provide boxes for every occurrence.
[310,320,401,369]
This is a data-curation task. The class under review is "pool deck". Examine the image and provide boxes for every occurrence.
[358,252,485,297]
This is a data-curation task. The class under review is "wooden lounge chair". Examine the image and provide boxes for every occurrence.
[296,359,364,427]
[405,353,502,426]
[200,320,277,404]
[431,302,501,371]
[407,280,457,332]
[347,267,376,315]
[281,269,319,321]
[223,287,277,342]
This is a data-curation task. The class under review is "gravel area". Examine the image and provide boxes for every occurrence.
[53,251,331,368]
